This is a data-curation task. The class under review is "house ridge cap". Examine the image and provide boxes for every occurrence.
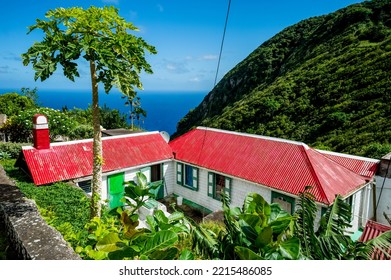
[301,145,330,205]
[22,130,160,150]
[315,149,380,163]
[196,126,306,146]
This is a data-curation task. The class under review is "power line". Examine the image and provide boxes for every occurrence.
[214,0,232,87]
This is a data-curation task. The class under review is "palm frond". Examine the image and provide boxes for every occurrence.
[364,230,391,260]
[294,186,318,258]
[318,195,352,237]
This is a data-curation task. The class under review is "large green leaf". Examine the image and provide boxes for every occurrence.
[142,230,178,256]
[242,193,271,228]
[179,249,195,260]
[319,195,352,237]
[108,247,138,260]
[238,219,257,244]
[362,230,391,260]
[255,226,273,248]
[87,249,107,260]
[277,237,301,260]
[154,209,169,224]
[268,204,294,235]
[148,247,179,260]
[168,211,185,223]
[136,172,148,189]
[146,215,158,233]
[234,246,264,260]
[96,232,124,252]
[240,213,262,231]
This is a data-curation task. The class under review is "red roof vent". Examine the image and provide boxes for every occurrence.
[32,114,50,150]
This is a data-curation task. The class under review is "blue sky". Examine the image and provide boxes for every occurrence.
[0,0,364,93]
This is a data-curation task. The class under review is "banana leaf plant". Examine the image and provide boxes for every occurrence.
[192,192,300,260]
[294,186,391,260]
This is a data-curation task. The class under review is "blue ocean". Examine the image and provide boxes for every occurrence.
[1,89,206,136]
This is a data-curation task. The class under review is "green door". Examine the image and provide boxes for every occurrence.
[108,172,125,209]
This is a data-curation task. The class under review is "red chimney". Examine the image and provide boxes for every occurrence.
[32,114,50,150]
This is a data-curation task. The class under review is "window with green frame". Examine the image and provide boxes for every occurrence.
[271,191,295,214]
[176,162,198,191]
[207,172,231,201]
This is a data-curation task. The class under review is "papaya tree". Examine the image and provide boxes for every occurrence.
[22,6,157,218]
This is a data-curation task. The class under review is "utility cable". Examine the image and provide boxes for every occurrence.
[214,0,232,87]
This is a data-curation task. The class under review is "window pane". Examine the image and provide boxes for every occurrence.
[273,197,292,214]
[215,174,225,200]
[185,165,193,188]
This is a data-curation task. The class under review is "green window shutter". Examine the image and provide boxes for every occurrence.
[176,162,183,185]
[207,172,214,197]
[193,167,199,191]
[224,177,231,201]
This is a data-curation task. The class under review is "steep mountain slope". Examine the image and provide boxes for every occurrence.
[174,0,391,158]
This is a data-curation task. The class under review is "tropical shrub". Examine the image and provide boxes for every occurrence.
[68,172,194,260]
[192,192,299,260]
[294,186,391,260]
[1,107,78,142]
[193,188,391,260]
[0,92,36,117]
[0,142,29,159]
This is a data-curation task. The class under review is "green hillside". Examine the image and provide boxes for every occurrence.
[174,0,391,158]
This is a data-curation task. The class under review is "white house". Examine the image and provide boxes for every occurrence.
[16,114,173,212]
[17,115,384,233]
[168,127,379,232]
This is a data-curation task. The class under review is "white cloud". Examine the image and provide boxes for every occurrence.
[201,54,218,61]
[189,77,201,82]
[165,61,189,74]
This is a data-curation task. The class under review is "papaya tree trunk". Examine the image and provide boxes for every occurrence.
[90,60,102,218]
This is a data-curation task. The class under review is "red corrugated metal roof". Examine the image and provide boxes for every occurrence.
[359,220,391,260]
[22,132,173,185]
[169,127,377,205]
[316,150,379,178]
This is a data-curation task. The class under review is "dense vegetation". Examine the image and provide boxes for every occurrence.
[2,159,390,260]
[0,90,131,143]
[175,0,391,159]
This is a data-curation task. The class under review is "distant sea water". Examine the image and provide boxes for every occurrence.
[0,89,206,136]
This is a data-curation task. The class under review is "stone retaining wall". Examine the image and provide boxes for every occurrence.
[0,166,80,260]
